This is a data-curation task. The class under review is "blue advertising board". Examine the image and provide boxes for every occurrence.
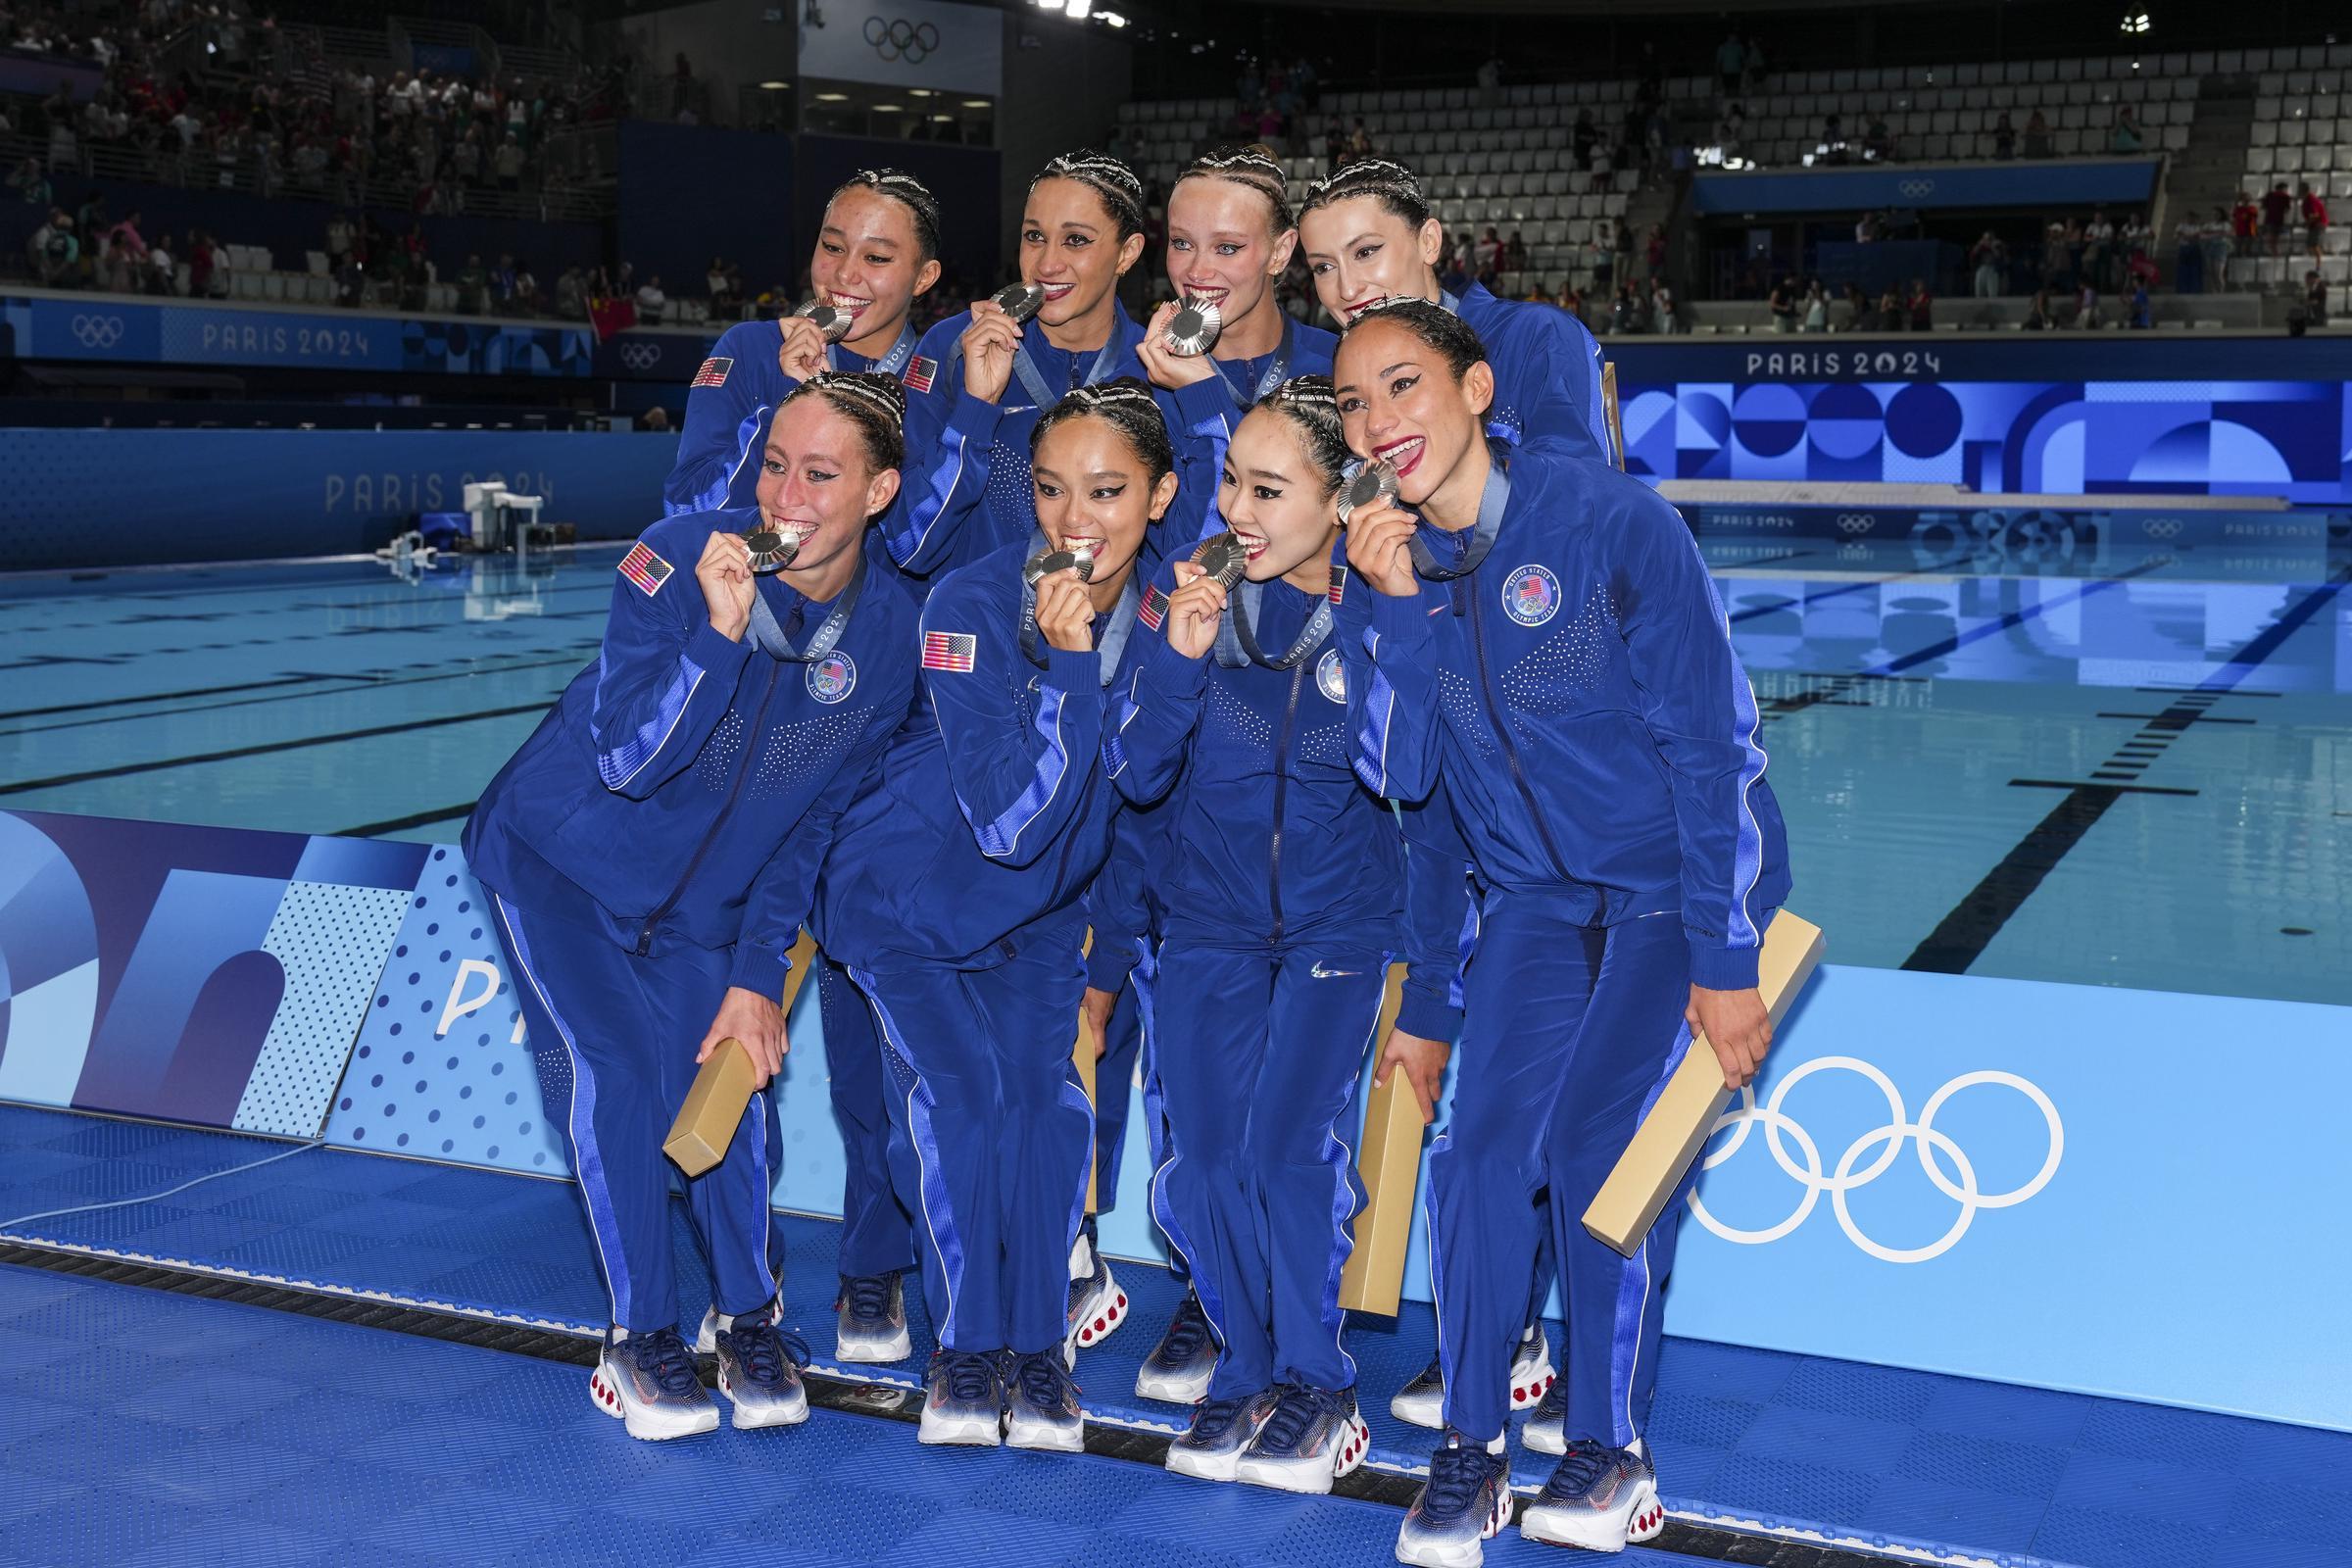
[1692,158,2160,215]
[0,295,594,377]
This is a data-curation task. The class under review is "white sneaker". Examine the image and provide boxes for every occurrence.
[1391,1329,1555,1430]
[1065,1232,1129,1361]
[587,1327,719,1442]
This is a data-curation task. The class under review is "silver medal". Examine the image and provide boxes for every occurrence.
[1162,296,1223,358]
[1023,545,1096,587]
[1337,461,1400,526]
[993,282,1046,323]
[795,299,854,343]
[743,524,808,573]
[1194,531,1249,589]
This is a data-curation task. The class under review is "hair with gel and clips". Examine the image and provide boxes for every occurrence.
[1029,376,1175,483]
[1175,142,1296,233]
[1030,149,1147,241]
[826,167,944,263]
[1342,297,1487,380]
[1255,375,1348,495]
[1298,157,1434,231]
[784,369,907,473]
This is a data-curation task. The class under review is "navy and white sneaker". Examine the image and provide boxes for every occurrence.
[1234,1383,1371,1494]
[1004,1348,1085,1452]
[919,1348,1004,1446]
[834,1271,912,1363]
[692,1300,812,1430]
[1396,1430,1513,1567]
[587,1326,718,1442]
[1391,1329,1556,1430]
[1066,1231,1129,1359]
[1522,1376,1566,1455]
[1134,1290,1219,1403]
[1165,1388,1279,1482]
[1518,1438,1666,1551]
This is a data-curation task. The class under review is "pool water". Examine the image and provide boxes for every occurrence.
[2,538,2344,1005]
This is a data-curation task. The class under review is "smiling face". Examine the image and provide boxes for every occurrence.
[1298,194,1446,326]
[753,395,901,586]
[809,185,940,352]
[1165,175,1295,333]
[1332,316,1493,508]
[1021,177,1146,333]
[1031,413,1176,590]
[1218,407,1339,582]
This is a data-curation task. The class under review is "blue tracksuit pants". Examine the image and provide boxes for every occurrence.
[1091,970,1146,1216]
[491,894,781,1335]
[1429,899,1694,1446]
[852,939,1093,1356]
[1146,939,1388,1399]
[817,956,917,1282]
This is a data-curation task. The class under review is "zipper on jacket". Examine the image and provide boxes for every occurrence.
[1265,660,1306,946]
[635,660,783,957]
[1466,582,1577,884]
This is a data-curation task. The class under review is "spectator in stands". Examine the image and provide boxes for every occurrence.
[326,210,353,271]
[2111,106,2143,155]
[1864,110,1895,164]
[2024,288,2055,330]
[1801,279,1827,332]
[2175,213,2205,294]
[2128,276,2151,329]
[1590,220,1615,293]
[492,253,518,307]
[187,229,216,299]
[145,231,173,295]
[1323,122,1346,168]
[1610,279,1646,334]
[1476,56,1502,112]
[102,210,149,293]
[2120,213,2149,274]
[2305,269,2329,327]
[2261,181,2292,256]
[1993,113,2016,161]
[9,156,50,207]
[1613,219,1636,291]
[1840,282,1870,330]
[2297,182,2329,261]
[513,260,539,314]
[457,253,488,315]
[1346,117,1374,164]
[1741,34,1768,97]
[555,265,587,319]
[1476,226,1503,285]
[2231,191,2260,260]
[1907,277,1933,331]
[28,209,75,285]
[1971,232,2005,298]
[1716,32,1745,99]
[1877,287,1905,331]
[1644,223,1667,282]
[2126,244,2158,298]
[1652,280,1679,334]
[2201,206,2233,292]
[640,404,671,432]
[2024,110,2053,159]
[2075,277,2099,328]
[1768,275,1796,332]
[2082,210,2114,292]
[1502,229,1529,277]
[636,271,667,325]
[1573,108,1598,172]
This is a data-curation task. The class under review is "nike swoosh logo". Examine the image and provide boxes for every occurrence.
[1309,962,1361,979]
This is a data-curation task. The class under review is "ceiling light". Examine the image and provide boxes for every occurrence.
[1101,9,1126,24]
[1065,0,1093,17]
[872,103,903,112]
[815,91,848,102]
[757,80,788,90]
[960,98,991,108]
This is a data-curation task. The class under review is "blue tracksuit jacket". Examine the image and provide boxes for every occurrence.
[1448,280,1613,465]
[463,510,919,995]
[1338,444,1789,990]
[814,540,1138,971]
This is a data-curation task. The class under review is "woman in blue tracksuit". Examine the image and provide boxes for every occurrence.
[1329,302,1789,1564]
[1297,157,1612,465]
[668,169,949,515]
[462,372,921,1444]
[890,150,1158,580]
[815,379,1183,1452]
[1106,374,1449,1495]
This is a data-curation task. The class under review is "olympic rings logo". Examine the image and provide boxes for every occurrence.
[1836,514,1877,535]
[864,16,940,63]
[72,314,125,348]
[1898,178,1936,199]
[2140,517,2184,539]
[1688,1055,2063,1264]
[618,341,662,371]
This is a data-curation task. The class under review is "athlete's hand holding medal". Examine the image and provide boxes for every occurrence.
[1159,531,1249,660]
[1338,461,1417,599]
[1135,297,1222,391]
[960,283,1042,403]
[776,298,848,381]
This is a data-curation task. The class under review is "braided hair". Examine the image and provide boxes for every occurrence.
[826,167,944,263]
[1341,297,1487,380]
[1174,142,1295,234]
[784,369,907,473]
[1029,376,1174,483]
[1299,157,1433,231]
[1254,375,1348,495]
[1030,149,1147,241]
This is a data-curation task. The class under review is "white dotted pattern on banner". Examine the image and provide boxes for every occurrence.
[231,881,414,1138]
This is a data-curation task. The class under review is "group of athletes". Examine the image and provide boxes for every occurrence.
[462,142,1790,1564]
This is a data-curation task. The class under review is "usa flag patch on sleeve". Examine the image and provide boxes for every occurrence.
[921,630,977,672]
[1328,565,1348,606]
[903,355,937,394]
[618,542,672,596]
[691,356,733,388]
[1138,584,1168,631]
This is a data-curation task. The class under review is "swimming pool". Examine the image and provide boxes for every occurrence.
[2,534,2343,1006]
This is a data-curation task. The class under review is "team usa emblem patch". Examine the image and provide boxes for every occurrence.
[1138,583,1169,632]
[921,630,978,672]
[691,356,732,388]
[903,355,938,394]
[1501,564,1561,627]
[1316,646,1347,704]
[618,542,672,596]
[806,651,858,703]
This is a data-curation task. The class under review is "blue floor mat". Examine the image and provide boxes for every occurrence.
[3,1102,2347,1568]
[0,1263,1704,1568]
